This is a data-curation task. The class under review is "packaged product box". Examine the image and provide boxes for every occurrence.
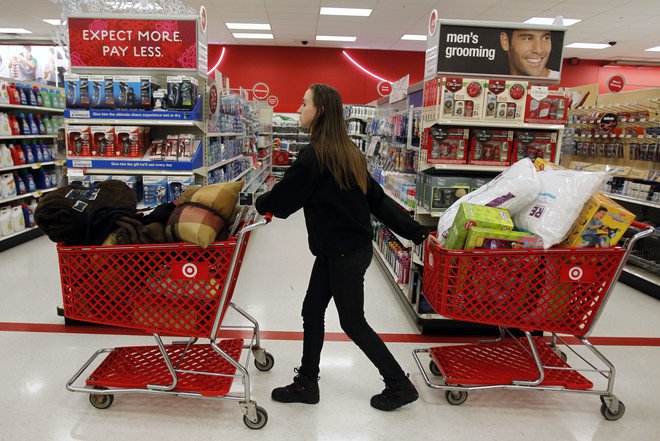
[167,76,199,110]
[66,125,92,157]
[560,192,635,248]
[444,202,514,249]
[140,76,154,110]
[415,173,427,209]
[167,175,195,202]
[164,134,180,161]
[470,176,492,192]
[91,126,115,157]
[424,124,470,164]
[483,79,528,123]
[88,76,108,110]
[68,174,92,188]
[177,134,195,161]
[440,77,486,120]
[524,86,570,125]
[468,129,514,166]
[464,227,543,249]
[90,175,112,187]
[425,174,472,212]
[115,126,142,157]
[113,76,141,109]
[143,176,169,206]
[512,131,558,163]
[64,74,89,109]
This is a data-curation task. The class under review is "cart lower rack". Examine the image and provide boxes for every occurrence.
[413,221,654,421]
[61,211,274,429]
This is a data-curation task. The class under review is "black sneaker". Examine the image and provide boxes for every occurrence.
[271,369,320,404]
[370,375,419,411]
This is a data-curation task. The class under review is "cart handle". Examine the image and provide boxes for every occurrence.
[630,221,652,230]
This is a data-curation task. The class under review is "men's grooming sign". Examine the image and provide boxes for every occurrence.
[428,20,566,83]
[68,17,198,69]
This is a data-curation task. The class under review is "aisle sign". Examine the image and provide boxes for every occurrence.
[252,82,270,100]
[68,16,198,69]
[377,81,392,97]
[607,74,626,93]
[267,95,279,107]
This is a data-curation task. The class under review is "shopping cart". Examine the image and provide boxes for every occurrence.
[61,209,273,429]
[412,222,654,421]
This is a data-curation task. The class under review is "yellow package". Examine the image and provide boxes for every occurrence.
[561,192,635,248]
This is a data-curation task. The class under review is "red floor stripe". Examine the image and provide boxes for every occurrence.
[1,322,659,346]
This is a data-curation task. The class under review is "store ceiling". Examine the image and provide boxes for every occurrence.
[1,0,659,63]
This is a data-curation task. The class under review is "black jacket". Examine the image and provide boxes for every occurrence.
[256,143,427,256]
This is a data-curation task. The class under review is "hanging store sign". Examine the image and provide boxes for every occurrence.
[252,82,270,100]
[68,16,198,69]
[267,95,279,107]
[377,81,392,97]
[606,74,626,93]
[425,19,566,83]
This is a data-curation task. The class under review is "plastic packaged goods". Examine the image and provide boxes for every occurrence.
[10,205,25,232]
[437,158,540,241]
[1,173,17,198]
[0,144,14,167]
[0,206,14,236]
[513,169,609,249]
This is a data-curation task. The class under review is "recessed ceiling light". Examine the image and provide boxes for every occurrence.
[316,35,357,42]
[524,17,581,26]
[232,33,274,39]
[565,43,611,49]
[226,23,271,30]
[0,28,32,34]
[43,19,63,26]
[320,7,372,17]
[645,46,660,52]
[401,34,427,41]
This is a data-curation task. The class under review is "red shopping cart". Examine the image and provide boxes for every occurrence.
[412,221,654,421]
[62,210,273,429]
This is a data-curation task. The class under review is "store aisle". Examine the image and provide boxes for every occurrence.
[0,211,659,440]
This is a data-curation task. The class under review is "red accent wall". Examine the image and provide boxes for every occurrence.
[208,45,660,111]
[559,59,660,94]
[208,45,425,112]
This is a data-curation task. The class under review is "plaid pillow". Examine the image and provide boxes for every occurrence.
[165,202,225,248]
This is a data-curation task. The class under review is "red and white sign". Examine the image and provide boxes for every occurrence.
[209,83,218,115]
[428,9,438,37]
[267,95,279,107]
[200,6,207,34]
[559,265,596,283]
[377,81,392,97]
[252,82,270,100]
[68,17,198,69]
[171,262,210,281]
[607,74,626,93]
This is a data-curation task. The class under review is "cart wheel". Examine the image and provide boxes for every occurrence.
[243,406,268,429]
[601,401,625,421]
[429,360,442,376]
[89,393,114,409]
[254,352,275,372]
[445,390,468,406]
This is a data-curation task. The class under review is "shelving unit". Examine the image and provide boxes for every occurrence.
[1,79,65,251]
[561,90,659,298]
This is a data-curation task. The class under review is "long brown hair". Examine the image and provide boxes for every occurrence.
[307,84,368,193]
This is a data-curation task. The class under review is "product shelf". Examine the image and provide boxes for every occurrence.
[383,187,414,212]
[0,134,58,140]
[372,242,409,292]
[232,167,252,183]
[603,192,660,209]
[208,132,246,137]
[423,118,565,131]
[0,103,64,113]
[0,161,62,173]
[0,187,57,204]
[206,155,244,173]
[419,163,507,173]
[64,100,204,128]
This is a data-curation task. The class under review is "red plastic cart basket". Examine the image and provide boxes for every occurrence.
[63,211,274,429]
[414,222,654,421]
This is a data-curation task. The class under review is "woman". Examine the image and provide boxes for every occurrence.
[255,84,428,411]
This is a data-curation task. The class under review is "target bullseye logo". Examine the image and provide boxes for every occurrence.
[568,266,583,281]
[182,263,198,279]
[172,262,210,280]
[560,264,595,283]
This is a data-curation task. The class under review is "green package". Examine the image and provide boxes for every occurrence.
[444,203,514,249]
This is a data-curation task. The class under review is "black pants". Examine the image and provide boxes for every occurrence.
[298,244,406,382]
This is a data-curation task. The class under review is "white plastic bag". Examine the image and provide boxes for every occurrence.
[513,169,609,248]
[437,158,540,241]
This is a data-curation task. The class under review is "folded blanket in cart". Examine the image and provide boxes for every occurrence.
[35,180,137,245]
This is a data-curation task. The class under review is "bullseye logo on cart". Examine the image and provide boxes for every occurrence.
[172,261,210,280]
[560,265,595,283]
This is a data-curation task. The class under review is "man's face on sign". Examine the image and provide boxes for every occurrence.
[501,30,552,77]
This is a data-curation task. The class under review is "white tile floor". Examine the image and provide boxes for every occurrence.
[1,211,659,440]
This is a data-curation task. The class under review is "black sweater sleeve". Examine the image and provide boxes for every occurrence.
[255,145,321,218]
[366,176,428,245]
